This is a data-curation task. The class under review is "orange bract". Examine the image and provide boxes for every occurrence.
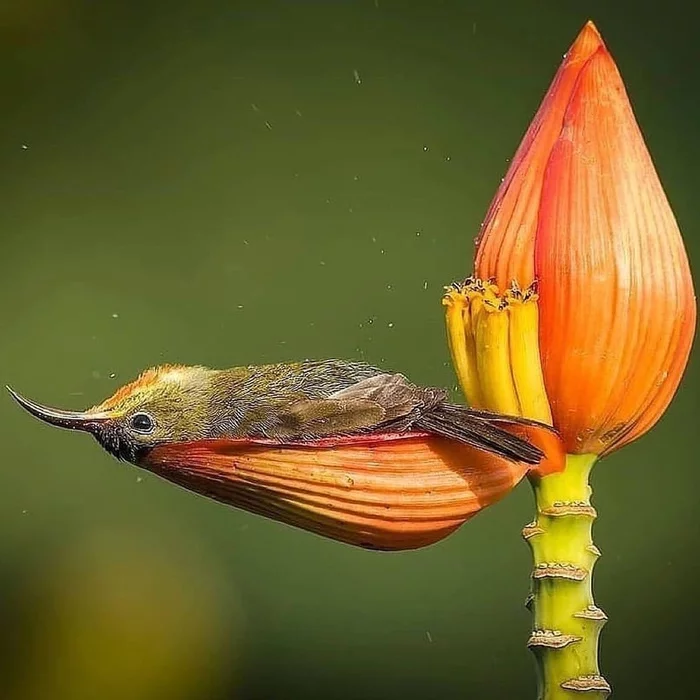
[536,46,696,454]
[145,428,563,550]
[472,22,696,455]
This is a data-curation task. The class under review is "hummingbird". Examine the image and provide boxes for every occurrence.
[8,359,562,550]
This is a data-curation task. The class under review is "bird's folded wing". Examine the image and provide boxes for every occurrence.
[277,397,386,437]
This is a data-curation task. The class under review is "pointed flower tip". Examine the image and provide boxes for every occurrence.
[583,20,602,40]
[567,20,606,64]
[473,21,610,290]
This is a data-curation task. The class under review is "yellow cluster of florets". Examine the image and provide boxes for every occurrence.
[443,277,552,424]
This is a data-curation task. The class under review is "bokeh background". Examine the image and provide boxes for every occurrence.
[1,1,697,698]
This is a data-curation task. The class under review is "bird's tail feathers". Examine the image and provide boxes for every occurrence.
[417,403,559,467]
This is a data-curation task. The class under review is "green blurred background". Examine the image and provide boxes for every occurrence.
[1,1,697,698]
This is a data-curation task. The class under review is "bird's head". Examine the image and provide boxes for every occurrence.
[7,364,216,463]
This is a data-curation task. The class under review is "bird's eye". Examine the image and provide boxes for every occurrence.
[129,412,155,434]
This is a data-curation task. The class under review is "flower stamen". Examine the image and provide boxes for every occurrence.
[443,278,553,424]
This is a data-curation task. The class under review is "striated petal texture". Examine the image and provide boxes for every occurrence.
[144,431,561,550]
[535,47,696,454]
[474,22,603,289]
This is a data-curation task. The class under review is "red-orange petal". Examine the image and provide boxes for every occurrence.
[474,22,604,288]
[144,433,559,550]
[535,46,696,454]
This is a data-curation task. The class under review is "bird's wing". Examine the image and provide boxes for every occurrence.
[329,372,445,420]
[276,396,386,437]
[258,373,435,440]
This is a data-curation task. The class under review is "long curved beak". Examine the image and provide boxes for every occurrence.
[6,386,109,432]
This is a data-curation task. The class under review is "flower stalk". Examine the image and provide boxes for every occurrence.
[526,454,609,699]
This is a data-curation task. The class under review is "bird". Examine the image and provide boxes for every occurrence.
[8,359,548,463]
[7,359,562,550]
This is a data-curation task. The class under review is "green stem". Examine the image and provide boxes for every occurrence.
[524,454,610,699]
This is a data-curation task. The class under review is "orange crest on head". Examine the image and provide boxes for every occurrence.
[93,365,190,414]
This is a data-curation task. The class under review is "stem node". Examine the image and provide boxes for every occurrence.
[561,675,611,696]
[531,563,588,581]
[523,521,545,539]
[573,605,608,623]
[528,630,582,649]
[541,502,597,518]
